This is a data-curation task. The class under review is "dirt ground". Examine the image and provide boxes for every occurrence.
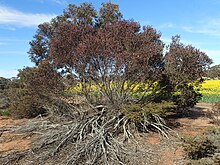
[0,117,30,152]
[0,103,218,165]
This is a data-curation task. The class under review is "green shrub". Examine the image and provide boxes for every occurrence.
[121,101,174,132]
[183,128,220,162]
[172,84,202,115]
[184,136,216,160]
[0,109,11,116]
[0,96,9,109]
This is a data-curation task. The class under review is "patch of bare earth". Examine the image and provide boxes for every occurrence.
[157,147,184,165]
[0,116,31,160]
[0,103,218,165]
[143,103,218,165]
[176,103,216,137]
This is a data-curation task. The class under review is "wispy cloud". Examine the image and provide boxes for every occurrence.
[51,0,68,5]
[0,5,56,27]
[183,18,220,36]
[0,69,18,78]
[35,0,67,5]
[159,22,175,29]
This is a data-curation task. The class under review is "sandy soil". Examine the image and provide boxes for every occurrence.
[0,116,31,153]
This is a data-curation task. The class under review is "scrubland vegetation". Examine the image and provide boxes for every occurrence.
[0,2,219,165]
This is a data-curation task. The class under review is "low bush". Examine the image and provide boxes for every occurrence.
[184,136,216,160]
[121,101,174,133]
[172,84,202,115]
[207,102,220,125]
[183,128,220,164]
[9,89,47,118]
[0,95,10,109]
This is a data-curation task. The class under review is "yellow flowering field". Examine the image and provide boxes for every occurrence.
[200,80,220,103]
[200,80,220,94]
[66,81,158,95]
[65,80,220,103]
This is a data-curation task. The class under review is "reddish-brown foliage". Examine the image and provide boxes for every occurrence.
[28,2,212,110]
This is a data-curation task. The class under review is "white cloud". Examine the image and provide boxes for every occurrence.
[0,5,56,27]
[161,37,171,44]
[0,69,18,78]
[183,18,220,36]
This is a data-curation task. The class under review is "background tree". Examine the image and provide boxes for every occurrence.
[164,36,212,112]
[206,64,220,79]
[0,77,10,90]
[165,36,212,84]
[0,77,10,110]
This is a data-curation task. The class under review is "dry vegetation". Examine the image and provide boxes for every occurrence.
[0,103,219,165]
[0,2,219,165]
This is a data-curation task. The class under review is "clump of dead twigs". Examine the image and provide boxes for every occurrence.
[0,99,174,165]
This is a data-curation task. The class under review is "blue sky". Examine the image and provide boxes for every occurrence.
[0,0,220,78]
